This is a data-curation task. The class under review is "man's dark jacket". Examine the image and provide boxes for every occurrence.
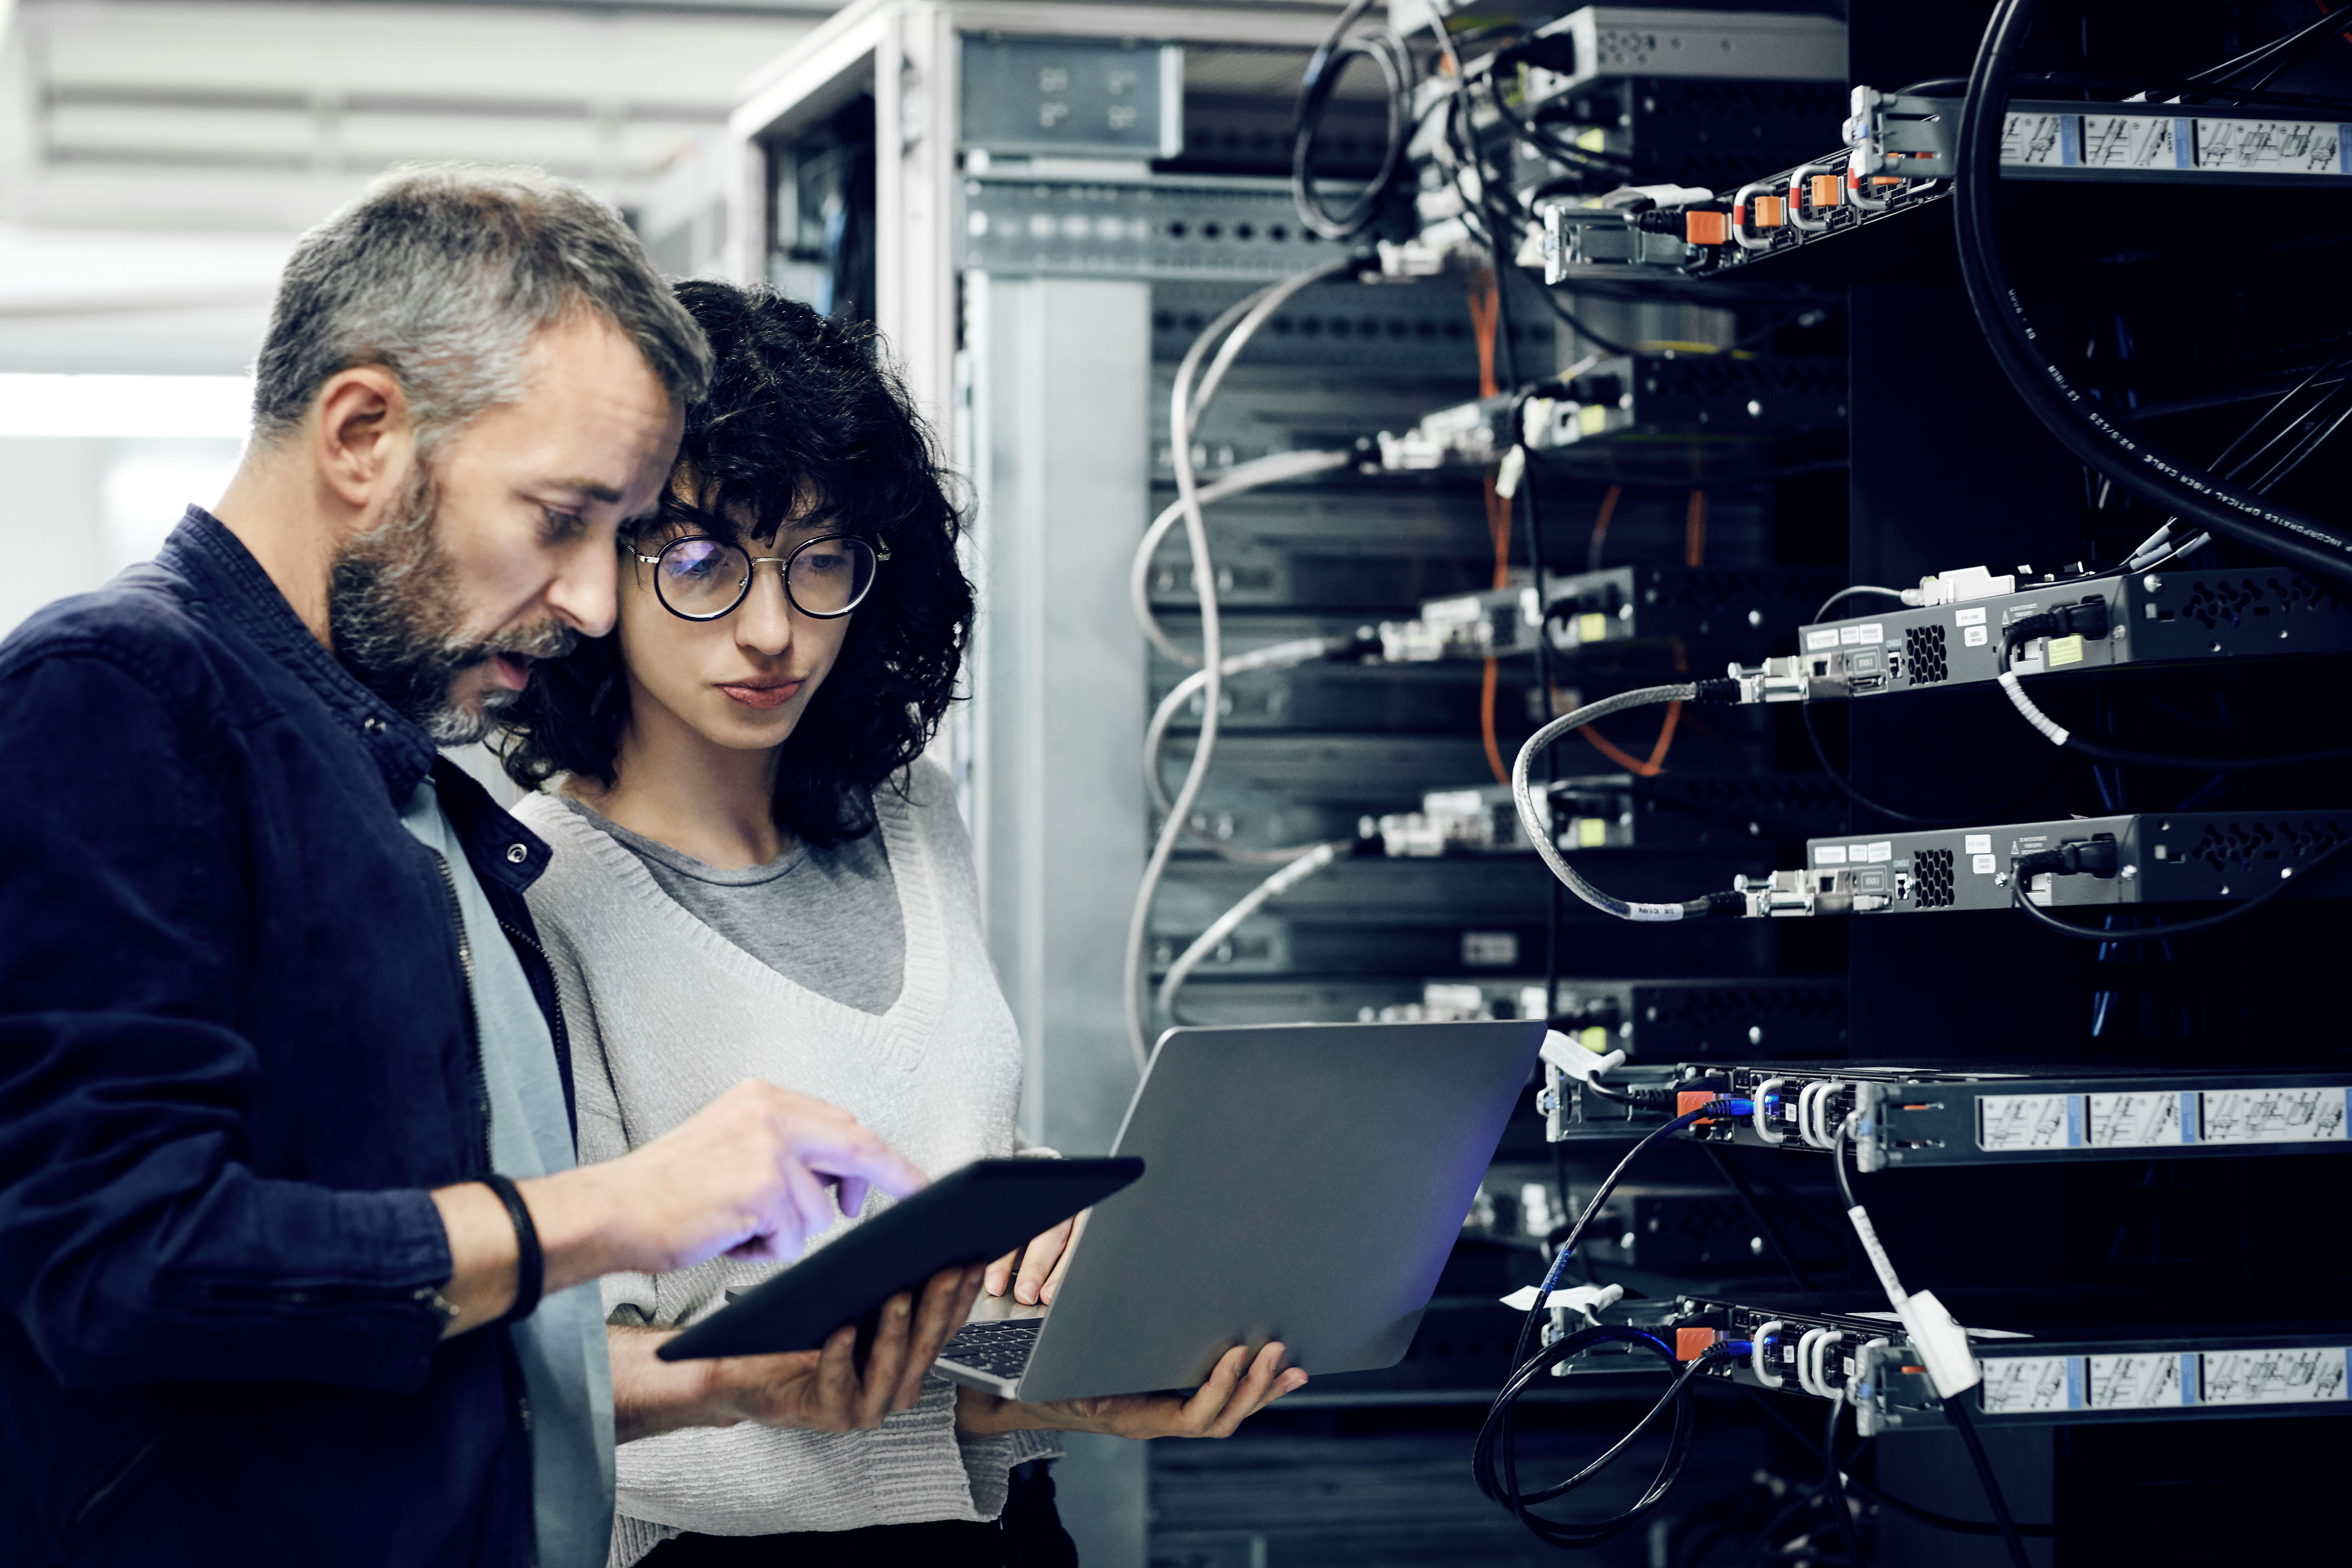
[0,509,572,1565]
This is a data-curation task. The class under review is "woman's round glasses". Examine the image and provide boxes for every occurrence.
[637,532,887,622]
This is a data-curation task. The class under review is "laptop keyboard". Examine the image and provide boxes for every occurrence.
[941,1318,1041,1381]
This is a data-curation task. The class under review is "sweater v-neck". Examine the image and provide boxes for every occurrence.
[517,785,950,1074]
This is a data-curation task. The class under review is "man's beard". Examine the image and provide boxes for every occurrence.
[328,466,578,747]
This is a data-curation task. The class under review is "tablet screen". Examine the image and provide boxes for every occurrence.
[659,1157,1143,1360]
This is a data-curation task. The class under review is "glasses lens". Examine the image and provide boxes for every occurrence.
[656,537,749,618]
[785,536,878,617]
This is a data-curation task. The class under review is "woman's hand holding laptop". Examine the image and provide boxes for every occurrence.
[611,1262,986,1444]
[952,1340,1307,1440]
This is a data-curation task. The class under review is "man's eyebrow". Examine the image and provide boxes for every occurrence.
[539,477,627,505]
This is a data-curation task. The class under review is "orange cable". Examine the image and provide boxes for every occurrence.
[1586,484,1621,570]
[1479,469,1513,784]
[1468,269,1500,399]
[1684,488,1708,567]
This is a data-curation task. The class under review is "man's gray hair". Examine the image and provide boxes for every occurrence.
[251,163,711,451]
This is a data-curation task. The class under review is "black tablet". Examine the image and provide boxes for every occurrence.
[658,1157,1144,1361]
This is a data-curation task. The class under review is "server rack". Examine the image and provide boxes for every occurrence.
[721,3,2352,1564]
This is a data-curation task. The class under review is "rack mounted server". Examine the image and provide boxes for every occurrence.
[1778,810,2352,917]
[1794,567,2352,696]
[1632,1295,2352,1435]
[1545,1060,2351,1169]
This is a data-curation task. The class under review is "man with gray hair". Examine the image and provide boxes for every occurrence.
[0,165,980,1567]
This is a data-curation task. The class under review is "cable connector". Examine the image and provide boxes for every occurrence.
[1902,565,2016,607]
[1539,1028,1628,1084]
[2002,594,2110,653]
[1731,868,1852,917]
[2013,836,2119,882]
[1896,1289,1983,1400]
[1717,657,1815,705]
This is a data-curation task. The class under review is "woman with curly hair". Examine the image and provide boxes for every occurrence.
[496,280,1302,1567]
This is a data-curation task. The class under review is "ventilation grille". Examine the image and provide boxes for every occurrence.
[1915,848,1957,908]
[2174,572,2347,631]
[2186,817,2348,877]
[1904,624,1949,685]
[1642,982,1846,1029]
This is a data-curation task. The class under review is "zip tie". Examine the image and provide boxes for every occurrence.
[1996,670,2071,748]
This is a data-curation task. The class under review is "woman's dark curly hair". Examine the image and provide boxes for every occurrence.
[496,279,972,847]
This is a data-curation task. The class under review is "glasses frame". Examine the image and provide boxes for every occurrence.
[636,530,890,623]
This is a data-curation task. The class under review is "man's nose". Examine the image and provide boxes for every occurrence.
[545,540,619,639]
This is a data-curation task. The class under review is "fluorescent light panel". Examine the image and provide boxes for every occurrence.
[0,374,252,440]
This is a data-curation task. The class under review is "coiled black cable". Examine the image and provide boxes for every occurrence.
[1289,0,1413,241]
[1475,1326,1724,1549]
[1953,0,2352,584]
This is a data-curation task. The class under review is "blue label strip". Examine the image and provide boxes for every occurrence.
[2180,1354,2199,1406]
[2061,115,2081,166]
[2180,1090,2200,1144]
[2066,1358,2086,1411]
[2066,1096,2085,1147]
[2177,120,2196,170]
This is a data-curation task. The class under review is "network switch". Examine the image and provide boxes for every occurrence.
[1635,1294,2352,1435]
[1760,810,2352,918]
[1378,564,1845,662]
[1544,1060,2352,1171]
[1373,355,1844,476]
[1376,771,1844,858]
[1793,566,2352,698]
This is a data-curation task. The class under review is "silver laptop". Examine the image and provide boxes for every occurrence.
[935,1019,1545,1403]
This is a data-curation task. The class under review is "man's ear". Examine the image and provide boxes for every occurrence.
[312,366,415,515]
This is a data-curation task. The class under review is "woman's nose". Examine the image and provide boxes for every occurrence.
[734,563,794,655]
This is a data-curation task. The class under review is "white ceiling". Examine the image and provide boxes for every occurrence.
[0,0,837,371]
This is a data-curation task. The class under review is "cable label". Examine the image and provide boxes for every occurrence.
[1624,902,1684,922]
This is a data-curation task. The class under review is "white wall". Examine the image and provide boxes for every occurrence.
[0,434,241,636]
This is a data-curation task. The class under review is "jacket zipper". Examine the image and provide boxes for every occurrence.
[63,1427,170,1548]
[428,850,493,1169]
[495,915,571,1089]
[430,852,532,1440]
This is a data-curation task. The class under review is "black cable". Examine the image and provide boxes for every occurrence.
[1475,1327,1720,1548]
[2048,730,2352,774]
[1289,0,1412,241]
[1510,1107,1713,1367]
[1533,287,1637,357]
[2008,836,2352,941]
[1804,704,2064,828]
[1944,1395,2033,1568]
[1740,1390,2059,1539]
[1832,1118,1861,1213]
[1700,1142,1815,1292]
[1952,0,2352,584]
[2189,4,2352,92]
[1820,1392,1870,1568]
[1460,69,1637,359]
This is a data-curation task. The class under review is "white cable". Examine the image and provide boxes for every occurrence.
[1845,149,1892,212]
[1154,838,1348,1026]
[1786,156,1845,234]
[1145,638,1354,864]
[1795,1082,1827,1148]
[1122,261,1357,1073]
[1129,449,1353,668]
[1995,671,2072,748]
[1730,180,1779,252]
[1753,1077,1787,1145]
[1752,1320,1786,1387]
[1509,684,1702,922]
[1812,585,1906,622]
[1796,1326,1837,1398]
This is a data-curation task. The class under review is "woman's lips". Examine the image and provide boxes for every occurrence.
[718,679,802,711]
